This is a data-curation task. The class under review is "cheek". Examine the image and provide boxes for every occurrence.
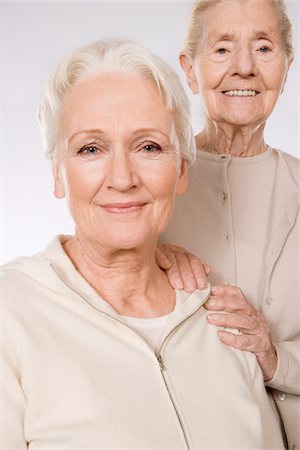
[64,162,104,201]
[146,161,180,197]
[197,58,227,89]
[260,57,288,90]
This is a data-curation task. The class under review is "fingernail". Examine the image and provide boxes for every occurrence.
[207,313,220,321]
[187,282,196,292]
[174,280,183,289]
[211,285,218,294]
[206,298,216,306]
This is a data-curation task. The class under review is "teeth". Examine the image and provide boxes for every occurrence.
[223,90,258,97]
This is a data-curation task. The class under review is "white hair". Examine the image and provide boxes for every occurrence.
[183,0,293,61]
[38,38,196,164]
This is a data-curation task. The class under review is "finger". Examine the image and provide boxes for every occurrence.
[204,296,249,313]
[207,312,259,333]
[165,255,184,290]
[218,330,267,353]
[175,253,197,293]
[210,285,253,313]
[211,284,246,300]
[189,256,208,289]
[204,264,211,276]
[218,330,251,350]
[155,247,172,270]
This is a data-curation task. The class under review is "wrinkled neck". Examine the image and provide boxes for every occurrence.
[197,120,267,157]
[63,234,175,317]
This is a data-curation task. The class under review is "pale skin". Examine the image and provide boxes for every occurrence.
[53,72,188,319]
[157,0,293,381]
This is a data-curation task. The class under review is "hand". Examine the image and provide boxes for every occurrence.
[156,243,210,292]
[205,285,278,381]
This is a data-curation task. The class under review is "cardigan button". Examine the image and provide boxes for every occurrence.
[222,192,227,203]
[266,296,273,305]
[291,445,297,450]
[277,392,285,401]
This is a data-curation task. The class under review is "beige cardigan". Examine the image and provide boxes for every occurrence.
[1,237,285,448]
[163,147,300,450]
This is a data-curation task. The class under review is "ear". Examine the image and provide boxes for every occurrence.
[52,165,65,199]
[176,159,188,196]
[180,54,199,94]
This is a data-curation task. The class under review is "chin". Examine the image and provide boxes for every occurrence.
[222,114,262,128]
[103,231,156,252]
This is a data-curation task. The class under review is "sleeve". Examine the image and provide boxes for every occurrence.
[0,284,27,449]
[265,341,300,395]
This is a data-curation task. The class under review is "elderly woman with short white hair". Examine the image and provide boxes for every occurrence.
[2,39,285,448]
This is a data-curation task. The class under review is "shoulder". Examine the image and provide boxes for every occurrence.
[0,236,66,305]
[0,255,48,309]
[0,235,68,283]
[274,148,300,174]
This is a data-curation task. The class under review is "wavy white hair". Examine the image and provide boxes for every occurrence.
[38,38,196,165]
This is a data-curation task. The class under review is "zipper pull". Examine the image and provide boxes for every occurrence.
[157,355,166,371]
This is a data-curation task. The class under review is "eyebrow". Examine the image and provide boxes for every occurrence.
[209,29,274,43]
[252,30,274,40]
[209,32,235,42]
[68,128,171,144]
[68,129,104,144]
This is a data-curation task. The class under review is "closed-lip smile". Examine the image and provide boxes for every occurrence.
[100,202,147,213]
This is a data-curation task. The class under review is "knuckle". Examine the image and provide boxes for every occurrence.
[239,296,248,310]
[189,254,203,264]
[167,253,177,263]
[166,264,179,276]
[180,269,195,282]
[241,314,252,329]
[176,253,190,264]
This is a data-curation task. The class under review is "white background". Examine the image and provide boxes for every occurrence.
[1,1,299,263]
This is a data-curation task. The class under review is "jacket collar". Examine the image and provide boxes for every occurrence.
[40,235,211,326]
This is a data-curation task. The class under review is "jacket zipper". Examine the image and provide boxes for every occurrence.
[49,261,206,450]
[155,306,206,450]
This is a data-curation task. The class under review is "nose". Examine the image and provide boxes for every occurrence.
[106,151,139,192]
[229,47,257,78]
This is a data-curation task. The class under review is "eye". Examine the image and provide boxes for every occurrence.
[78,146,100,155]
[141,143,162,153]
[216,47,228,54]
[259,45,271,53]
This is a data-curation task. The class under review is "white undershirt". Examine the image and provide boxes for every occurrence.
[121,313,172,353]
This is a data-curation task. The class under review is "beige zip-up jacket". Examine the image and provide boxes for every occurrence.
[162,148,300,450]
[1,236,285,449]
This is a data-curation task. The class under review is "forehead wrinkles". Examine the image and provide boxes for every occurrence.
[206,27,276,46]
[195,0,282,52]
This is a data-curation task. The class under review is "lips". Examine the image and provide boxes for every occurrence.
[100,202,147,214]
[222,89,259,96]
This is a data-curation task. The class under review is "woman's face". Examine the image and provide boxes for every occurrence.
[54,73,187,251]
[182,0,290,128]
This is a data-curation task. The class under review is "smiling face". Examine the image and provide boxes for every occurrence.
[53,73,187,252]
[182,0,290,128]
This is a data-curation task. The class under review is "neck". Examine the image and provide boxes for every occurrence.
[63,233,175,318]
[196,121,267,157]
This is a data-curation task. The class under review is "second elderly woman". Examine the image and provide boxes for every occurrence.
[160,0,300,448]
